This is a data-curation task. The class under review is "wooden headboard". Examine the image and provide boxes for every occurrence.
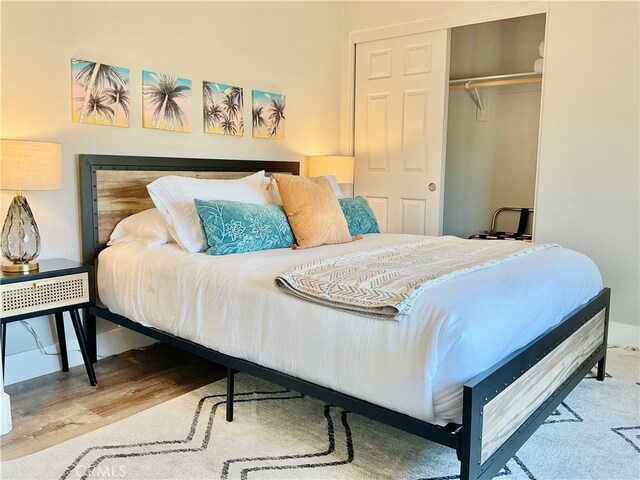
[79,154,300,266]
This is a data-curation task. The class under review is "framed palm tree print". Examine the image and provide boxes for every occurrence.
[203,82,244,136]
[71,59,130,127]
[252,90,285,140]
[142,71,192,133]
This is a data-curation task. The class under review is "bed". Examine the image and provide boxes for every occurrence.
[80,154,610,480]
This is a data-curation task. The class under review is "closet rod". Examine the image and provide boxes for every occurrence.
[449,72,542,90]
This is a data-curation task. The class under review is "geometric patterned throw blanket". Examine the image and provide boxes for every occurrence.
[275,236,557,320]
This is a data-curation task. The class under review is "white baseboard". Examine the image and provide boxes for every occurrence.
[4,327,155,386]
[0,388,11,435]
[608,321,640,348]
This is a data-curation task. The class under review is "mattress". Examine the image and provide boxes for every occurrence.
[97,234,603,424]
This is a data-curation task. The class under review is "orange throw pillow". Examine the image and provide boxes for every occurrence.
[270,174,353,249]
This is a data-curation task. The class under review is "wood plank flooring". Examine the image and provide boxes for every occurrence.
[1,343,225,461]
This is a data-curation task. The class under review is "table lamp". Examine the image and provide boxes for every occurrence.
[308,155,355,197]
[1,140,61,273]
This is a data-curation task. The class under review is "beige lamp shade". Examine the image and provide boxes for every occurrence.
[308,155,355,184]
[1,140,62,191]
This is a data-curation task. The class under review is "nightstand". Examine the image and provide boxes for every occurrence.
[0,259,97,386]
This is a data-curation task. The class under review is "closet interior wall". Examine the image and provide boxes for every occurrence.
[443,14,546,239]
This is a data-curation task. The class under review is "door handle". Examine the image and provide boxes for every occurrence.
[428,183,437,192]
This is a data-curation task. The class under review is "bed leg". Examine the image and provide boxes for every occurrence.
[459,385,481,480]
[596,354,607,381]
[459,466,471,480]
[84,311,97,364]
[597,301,610,381]
[226,367,235,422]
[459,449,477,480]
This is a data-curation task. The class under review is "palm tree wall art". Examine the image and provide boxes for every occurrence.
[252,90,285,140]
[143,71,192,133]
[203,82,244,136]
[72,60,284,139]
[72,58,130,127]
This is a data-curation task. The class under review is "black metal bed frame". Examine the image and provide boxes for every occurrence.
[79,154,610,480]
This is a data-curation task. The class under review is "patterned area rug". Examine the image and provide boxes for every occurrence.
[2,347,638,480]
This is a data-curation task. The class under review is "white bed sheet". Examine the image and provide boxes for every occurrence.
[97,234,603,423]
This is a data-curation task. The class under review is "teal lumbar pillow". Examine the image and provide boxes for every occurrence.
[194,199,294,255]
[338,196,380,236]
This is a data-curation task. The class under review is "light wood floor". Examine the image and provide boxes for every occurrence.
[1,343,225,461]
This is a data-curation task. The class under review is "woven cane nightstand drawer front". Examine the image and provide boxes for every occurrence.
[1,272,90,318]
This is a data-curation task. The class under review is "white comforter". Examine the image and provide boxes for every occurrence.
[98,234,602,423]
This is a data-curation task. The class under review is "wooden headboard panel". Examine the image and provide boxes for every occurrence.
[79,154,300,266]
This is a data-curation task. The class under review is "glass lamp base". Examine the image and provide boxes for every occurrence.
[2,262,39,273]
[1,194,41,272]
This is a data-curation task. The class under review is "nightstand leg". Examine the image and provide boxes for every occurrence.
[84,311,97,364]
[54,312,69,372]
[69,309,97,386]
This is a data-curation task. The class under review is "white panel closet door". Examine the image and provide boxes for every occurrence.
[354,30,449,235]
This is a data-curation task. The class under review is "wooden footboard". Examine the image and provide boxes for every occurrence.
[459,288,610,480]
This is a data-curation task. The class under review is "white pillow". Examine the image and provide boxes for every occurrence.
[263,174,342,205]
[147,171,270,252]
[263,176,283,204]
[324,175,344,199]
[107,208,173,248]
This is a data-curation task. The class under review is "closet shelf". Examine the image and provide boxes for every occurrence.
[449,72,542,90]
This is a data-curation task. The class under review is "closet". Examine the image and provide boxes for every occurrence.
[352,13,546,238]
[442,14,546,239]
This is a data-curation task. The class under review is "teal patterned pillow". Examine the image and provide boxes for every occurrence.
[194,199,294,255]
[338,196,380,236]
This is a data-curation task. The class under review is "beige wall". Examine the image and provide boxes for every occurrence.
[343,1,639,345]
[535,1,639,344]
[1,1,344,382]
[342,1,508,32]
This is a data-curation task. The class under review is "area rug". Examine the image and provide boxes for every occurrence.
[1,347,638,480]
